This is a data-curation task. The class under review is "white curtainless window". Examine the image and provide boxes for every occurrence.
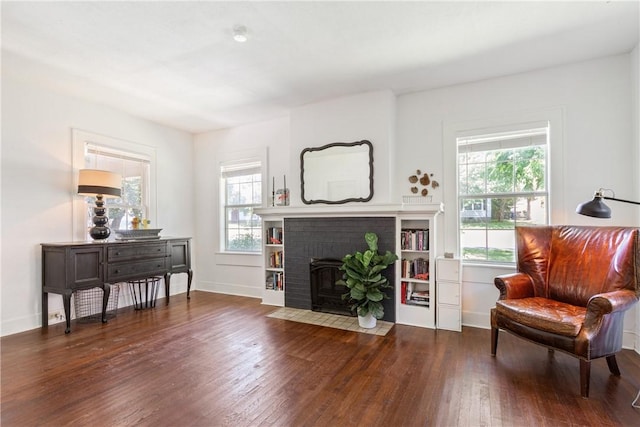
[457,125,550,263]
[220,159,263,252]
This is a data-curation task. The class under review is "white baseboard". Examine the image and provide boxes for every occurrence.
[1,313,42,337]
[623,330,638,351]
[197,280,262,299]
[462,310,490,330]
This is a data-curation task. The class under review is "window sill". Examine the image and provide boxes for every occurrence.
[461,261,515,270]
[215,251,261,256]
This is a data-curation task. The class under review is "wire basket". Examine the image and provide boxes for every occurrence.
[128,277,161,310]
[73,284,121,322]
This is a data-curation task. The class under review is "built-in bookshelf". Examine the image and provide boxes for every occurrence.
[396,214,439,328]
[263,219,285,306]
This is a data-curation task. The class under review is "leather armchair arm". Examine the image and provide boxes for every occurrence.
[494,273,535,300]
[584,289,639,321]
[577,290,639,356]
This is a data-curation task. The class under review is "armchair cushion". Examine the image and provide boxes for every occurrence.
[496,297,585,337]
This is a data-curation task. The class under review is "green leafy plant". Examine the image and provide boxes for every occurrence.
[337,232,398,319]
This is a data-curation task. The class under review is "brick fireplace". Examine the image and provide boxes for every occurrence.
[284,217,396,322]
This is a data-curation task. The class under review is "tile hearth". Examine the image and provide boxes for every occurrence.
[267,307,394,336]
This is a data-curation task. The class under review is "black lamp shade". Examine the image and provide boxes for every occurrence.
[77,184,121,197]
[575,196,612,218]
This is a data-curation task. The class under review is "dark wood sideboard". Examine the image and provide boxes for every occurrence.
[41,237,192,333]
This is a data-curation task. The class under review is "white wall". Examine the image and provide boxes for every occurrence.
[396,53,639,347]
[1,72,195,336]
[193,117,290,298]
[193,91,395,299]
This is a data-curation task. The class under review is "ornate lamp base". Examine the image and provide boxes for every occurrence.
[89,194,111,240]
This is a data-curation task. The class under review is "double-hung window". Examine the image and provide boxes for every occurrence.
[457,126,549,263]
[84,143,151,232]
[220,160,262,252]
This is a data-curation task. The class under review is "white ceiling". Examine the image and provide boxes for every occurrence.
[2,1,639,134]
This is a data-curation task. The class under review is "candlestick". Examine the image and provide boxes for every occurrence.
[283,175,288,206]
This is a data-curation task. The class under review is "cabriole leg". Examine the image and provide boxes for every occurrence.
[62,293,72,334]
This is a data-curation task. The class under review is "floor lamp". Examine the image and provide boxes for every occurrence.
[575,188,640,218]
[576,188,640,407]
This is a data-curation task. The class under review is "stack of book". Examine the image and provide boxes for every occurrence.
[401,257,429,279]
[400,229,429,251]
[266,271,284,291]
[400,282,430,307]
[269,250,283,268]
[267,227,283,245]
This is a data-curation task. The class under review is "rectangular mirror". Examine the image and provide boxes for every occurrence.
[300,140,374,204]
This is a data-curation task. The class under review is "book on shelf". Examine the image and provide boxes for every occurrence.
[267,227,283,245]
[411,290,430,299]
[401,257,429,279]
[265,271,284,291]
[401,281,408,304]
[400,229,429,251]
[269,250,283,268]
[401,281,430,307]
[406,299,430,307]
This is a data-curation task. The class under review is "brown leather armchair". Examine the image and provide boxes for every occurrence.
[491,225,639,398]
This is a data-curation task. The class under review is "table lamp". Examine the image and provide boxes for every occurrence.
[77,169,122,240]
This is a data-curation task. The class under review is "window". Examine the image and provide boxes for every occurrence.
[457,126,549,263]
[220,160,262,252]
[84,144,151,232]
[72,129,157,241]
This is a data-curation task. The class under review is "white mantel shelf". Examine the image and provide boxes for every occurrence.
[255,203,444,218]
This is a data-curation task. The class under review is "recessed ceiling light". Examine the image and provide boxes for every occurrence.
[233,25,248,43]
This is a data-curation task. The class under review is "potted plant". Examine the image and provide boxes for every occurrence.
[336,232,398,328]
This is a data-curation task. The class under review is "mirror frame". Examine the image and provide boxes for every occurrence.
[300,140,374,205]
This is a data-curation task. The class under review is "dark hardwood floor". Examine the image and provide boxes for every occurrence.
[2,291,640,426]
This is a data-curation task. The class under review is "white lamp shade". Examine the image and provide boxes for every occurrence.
[77,169,122,198]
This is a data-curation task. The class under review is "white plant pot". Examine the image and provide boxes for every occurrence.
[358,312,377,328]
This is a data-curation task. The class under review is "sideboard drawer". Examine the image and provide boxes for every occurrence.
[108,243,167,262]
[107,258,167,282]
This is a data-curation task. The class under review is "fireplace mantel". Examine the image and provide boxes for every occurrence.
[255,203,443,219]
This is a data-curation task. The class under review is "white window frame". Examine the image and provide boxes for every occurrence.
[457,126,550,264]
[443,108,565,264]
[72,129,157,241]
[218,152,266,254]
